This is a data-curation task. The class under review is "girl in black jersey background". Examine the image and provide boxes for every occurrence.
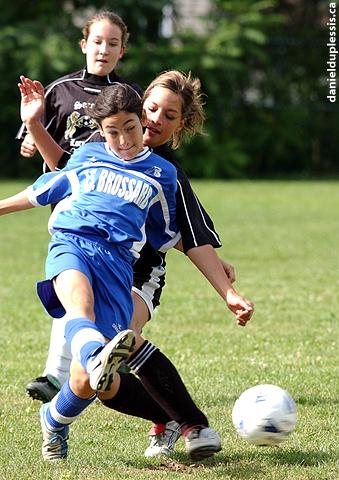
[17,10,141,163]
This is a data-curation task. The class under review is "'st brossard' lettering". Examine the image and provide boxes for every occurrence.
[84,168,153,209]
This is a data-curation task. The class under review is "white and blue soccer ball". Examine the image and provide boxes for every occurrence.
[232,384,297,446]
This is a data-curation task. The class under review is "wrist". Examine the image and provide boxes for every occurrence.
[222,286,236,301]
[25,118,42,129]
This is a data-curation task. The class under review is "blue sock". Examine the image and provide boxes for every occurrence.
[65,317,105,370]
[45,381,96,430]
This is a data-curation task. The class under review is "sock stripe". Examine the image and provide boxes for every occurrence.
[127,341,157,373]
[45,381,96,430]
[70,327,105,361]
[49,396,79,425]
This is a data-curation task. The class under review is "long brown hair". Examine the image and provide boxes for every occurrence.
[143,70,205,149]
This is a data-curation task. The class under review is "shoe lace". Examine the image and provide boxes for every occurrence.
[150,422,181,449]
[149,432,165,448]
[44,430,68,453]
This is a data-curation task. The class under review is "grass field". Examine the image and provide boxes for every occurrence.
[0,180,338,480]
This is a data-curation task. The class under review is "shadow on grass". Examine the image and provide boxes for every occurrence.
[259,447,333,467]
[129,452,264,478]
[127,448,332,478]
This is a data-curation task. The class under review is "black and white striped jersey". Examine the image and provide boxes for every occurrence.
[154,145,221,253]
[132,145,222,311]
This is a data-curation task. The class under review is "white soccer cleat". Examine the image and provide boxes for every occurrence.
[40,403,69,461]
[88,330,136,391]
[144,421,181,457]
[184,426,222,461]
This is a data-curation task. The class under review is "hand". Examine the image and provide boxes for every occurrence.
[225,288,254,327]
[18,75,45,124]
[221,259,236,283]
[20,133,37,158]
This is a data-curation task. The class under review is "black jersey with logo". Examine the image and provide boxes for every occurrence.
[17,68,143,163]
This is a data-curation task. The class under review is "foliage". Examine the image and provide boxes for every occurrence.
[0,1,337,179]
[172,0,335,178]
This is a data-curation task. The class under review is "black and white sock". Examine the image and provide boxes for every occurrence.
[100,372,171,424]
[126,340,209,434]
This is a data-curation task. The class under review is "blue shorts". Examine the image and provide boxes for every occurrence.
[37,231,134,339]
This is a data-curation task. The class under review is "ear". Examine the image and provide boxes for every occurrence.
[80,39,87,54]
[98,125,105,138]
[119,47,125,60]
[175,118,185,133]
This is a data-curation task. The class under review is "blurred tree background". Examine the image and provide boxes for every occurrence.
[0,0,336,179]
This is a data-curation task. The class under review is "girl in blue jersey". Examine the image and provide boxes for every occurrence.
[18,72,254,460]
[5,83,233,461]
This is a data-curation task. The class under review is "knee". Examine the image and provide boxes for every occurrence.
[130,293,150,334]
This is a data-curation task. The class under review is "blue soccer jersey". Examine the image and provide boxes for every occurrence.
[27,143,180,338]
[26,143,180,259]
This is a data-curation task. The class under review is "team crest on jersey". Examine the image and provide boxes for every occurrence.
[145,166,162,177]
[65,111,98,140]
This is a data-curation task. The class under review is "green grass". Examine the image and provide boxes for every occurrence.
[0,180,338,480]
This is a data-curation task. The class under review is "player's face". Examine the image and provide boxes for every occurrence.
[143,86,184,148]
[100,111,145,161]
[81,20,124,76]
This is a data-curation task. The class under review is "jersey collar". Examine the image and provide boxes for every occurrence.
[82,68,121,86]
[104,144,152,163]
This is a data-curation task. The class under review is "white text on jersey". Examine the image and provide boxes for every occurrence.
[84,168,153,209]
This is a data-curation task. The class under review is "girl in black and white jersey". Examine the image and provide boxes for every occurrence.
[17,10,141,164]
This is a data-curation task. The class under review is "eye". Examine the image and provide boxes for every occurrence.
[127,126,135,132]
[107,131,118,137]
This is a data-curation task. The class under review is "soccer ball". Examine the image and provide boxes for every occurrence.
[232,384,297,446]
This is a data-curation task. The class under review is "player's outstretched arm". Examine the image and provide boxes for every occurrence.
[0,190,34,216]
[175,240,236,283]
[183,243,254,326]
[18,76,64,170]
[220,257,236,283]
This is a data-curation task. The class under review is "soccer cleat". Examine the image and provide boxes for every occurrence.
[87,329,136,392]
[26,374,61,403]
[40,403,69,460]
[184,426,222,461]
[144,421,181,457]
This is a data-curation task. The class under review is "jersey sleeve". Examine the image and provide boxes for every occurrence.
[176,165,222,253]
[26,171,73,207]
[62,144,87,171]
[145,166,181,252]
